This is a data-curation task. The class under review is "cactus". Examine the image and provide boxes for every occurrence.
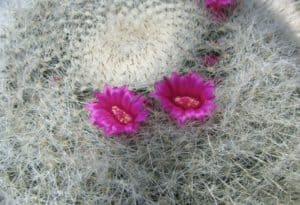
[0,0,299,204]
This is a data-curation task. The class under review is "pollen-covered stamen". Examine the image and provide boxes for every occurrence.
[174,96,200,109]
[111,105,133,124]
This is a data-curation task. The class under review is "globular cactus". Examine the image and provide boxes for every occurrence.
[0,0,299,204]
[73,0,206,88]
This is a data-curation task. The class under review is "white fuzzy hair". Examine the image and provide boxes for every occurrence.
[262,0,300,45]
[78,0,204,88]
[0,0,299,204]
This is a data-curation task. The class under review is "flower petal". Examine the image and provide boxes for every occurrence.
[152,71,216,125]
[85,85,148,136]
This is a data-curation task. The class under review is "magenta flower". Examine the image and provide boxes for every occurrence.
[201,53,220,67]
[151,72,216,125]
[205,0,237,21]
[85,85,148,136]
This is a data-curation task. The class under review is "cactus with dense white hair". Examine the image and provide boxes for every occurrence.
[71,0,206,88]
[0,0,299,204]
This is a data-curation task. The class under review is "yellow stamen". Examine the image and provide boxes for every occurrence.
[111,106,133,124]
[174,96,200,109]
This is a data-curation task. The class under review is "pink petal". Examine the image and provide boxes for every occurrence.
[85,85,148,136]
[151,71,216,125]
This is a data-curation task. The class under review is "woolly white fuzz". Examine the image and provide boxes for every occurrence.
[260,0,300,45]
[0,0,299,204]
[76,1,204,88]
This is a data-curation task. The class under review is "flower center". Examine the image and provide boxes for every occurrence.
[111,106,133,124]
[174,96,200,109]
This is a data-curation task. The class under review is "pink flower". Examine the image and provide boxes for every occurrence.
[205,0,237,21]
[201,53,220,67]
[151,72,216,125]
[53,76,62,81]
[85,85,148,136]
